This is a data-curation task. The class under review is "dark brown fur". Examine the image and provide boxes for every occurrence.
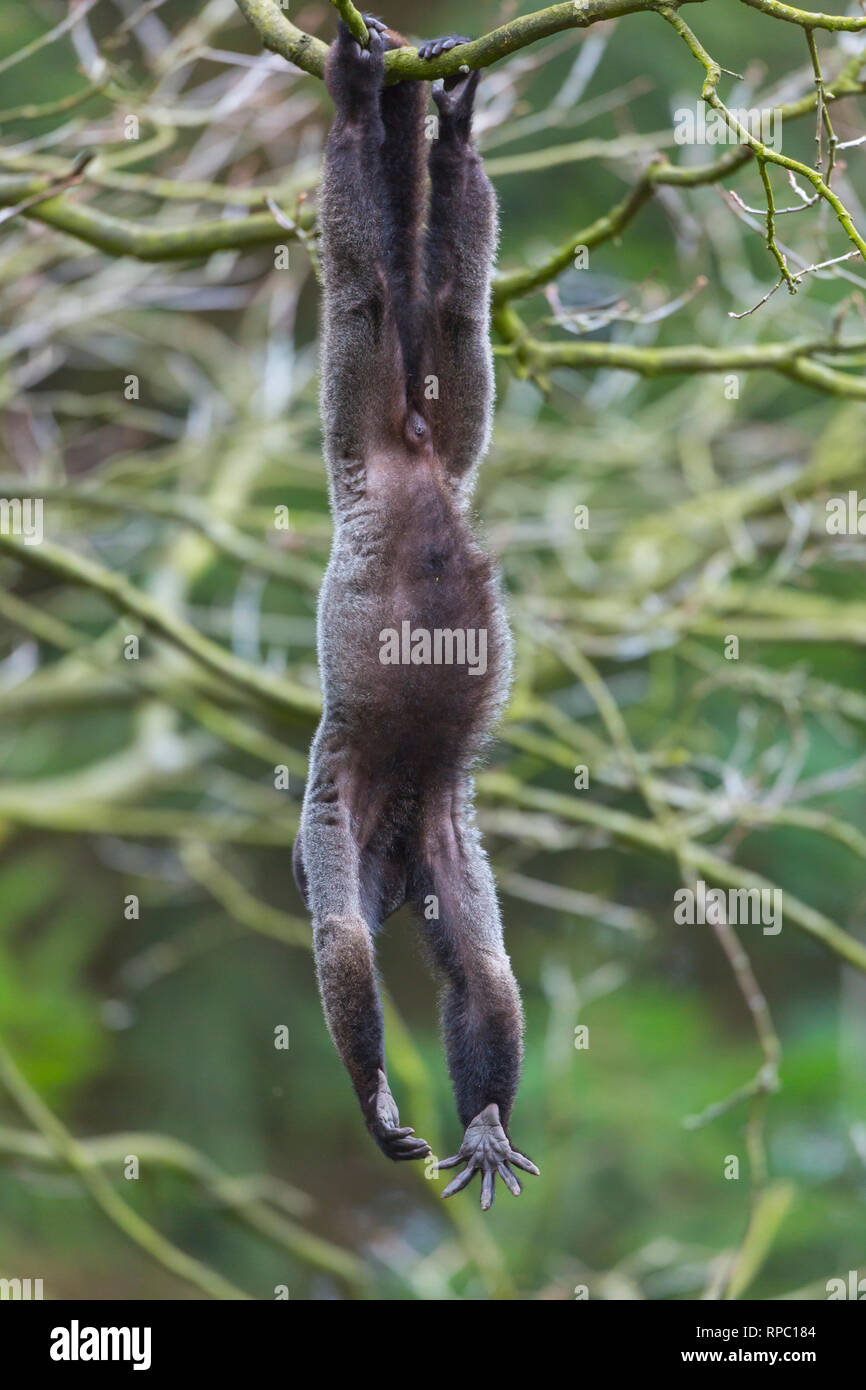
[293,18,538,1207]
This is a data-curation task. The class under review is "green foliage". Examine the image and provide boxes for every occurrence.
[0,0,864,1300]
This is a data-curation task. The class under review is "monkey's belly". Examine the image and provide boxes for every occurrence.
[322,565,510,769]
[320,470,512,768]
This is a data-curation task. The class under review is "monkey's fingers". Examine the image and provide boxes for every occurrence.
[417,35,472,61]
[361,25,386,60]
[441,1162,478,1198]
[380,1130,431,1160]
[327,17,387,109]
[506,1148,540,1177]
[435,1151,465,1171]
[430,82,453,112]
[336,17,385,61]
[393,1140,432,1161]
[497,1162,522,1197]
[480,1167,496,1211]
[431,70,480,134]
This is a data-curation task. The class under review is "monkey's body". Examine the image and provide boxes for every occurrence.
[294,18,538,1208]
[317,463,511,773]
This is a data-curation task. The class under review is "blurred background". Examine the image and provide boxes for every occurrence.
[0,0,865,1300]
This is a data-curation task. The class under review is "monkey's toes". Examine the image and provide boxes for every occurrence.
[437,1104,540,1210]
[418,35,472,61]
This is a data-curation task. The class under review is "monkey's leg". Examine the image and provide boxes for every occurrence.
[422,42,497,479]
[299,732,429,1162]
[411,798,539,1209]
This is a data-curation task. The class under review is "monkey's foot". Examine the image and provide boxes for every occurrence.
[367,1068,431,1162]
[438,1104,540,1210]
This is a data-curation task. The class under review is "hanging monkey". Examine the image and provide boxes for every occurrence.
[293,15,539,1210]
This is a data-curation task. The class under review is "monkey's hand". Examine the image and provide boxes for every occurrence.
[438,1104,540,1211]
[418,33,472,79]
[325,16,387,118]
[431,75,480,144]
[420,34,479,138]
[366,1068,431,1162]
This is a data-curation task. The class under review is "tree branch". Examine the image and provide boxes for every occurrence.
[234,0,710,82]
[0,173,312,260]
[659,6,866,260]
[738,0,866,30]
[495,325,866,398]
[0,532,320,720]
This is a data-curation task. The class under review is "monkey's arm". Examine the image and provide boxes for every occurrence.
[378,30,427,325]
[319,21,397,476]
[423,49,498,481]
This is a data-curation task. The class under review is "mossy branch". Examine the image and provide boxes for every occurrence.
[234,0,710,82]
[738,0,866,29]
[0,532,321,721]
[495,325,866,398]
[328,0,368,46]
[478,773,866,974]
[0,172,313,261]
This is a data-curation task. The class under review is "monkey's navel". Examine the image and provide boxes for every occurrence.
[404,411,429,450]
